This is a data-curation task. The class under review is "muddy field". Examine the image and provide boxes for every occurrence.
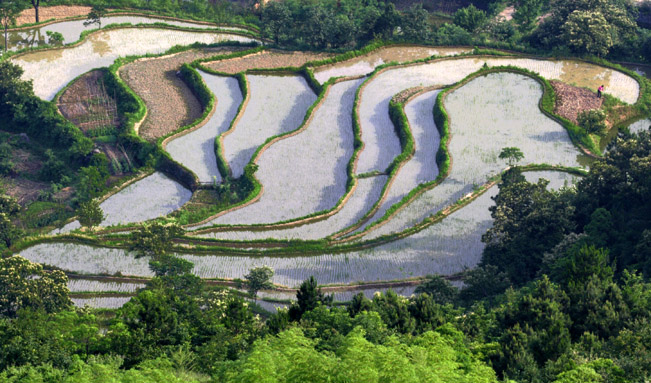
[551,81,603,124]
[58,70,119,134]
[16,6,92,26]
[121,47,244,141]
[204,50,333,74]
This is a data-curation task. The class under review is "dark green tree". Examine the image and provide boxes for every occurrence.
[244,266,274,303]
[130,222,184,257]
[415,274,458,304]
[83,5,107,29]
[577,109,607,136]
[289,276,332,321]
[499,147,525,167]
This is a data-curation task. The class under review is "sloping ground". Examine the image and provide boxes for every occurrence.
[121,47,242,141]
[220,75,317,179]
[165,71,243,183]
[361,73,582,241]
[54,172,191,233]
[204,49,332,74]
[207,78,361,225]
[195,175,387,240]
[351,90,441,235]
[313,45,470,83]
[12,28,256,100]
[551,80,603,124]
[57,70,119,134]
[16,5,91,25]
[354,57,638,175]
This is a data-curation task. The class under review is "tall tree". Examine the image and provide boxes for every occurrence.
[29,0,42,23]
[83,5,107,29]
[76,199,104,228]
[289,276,332,320]
[0,0,22,53]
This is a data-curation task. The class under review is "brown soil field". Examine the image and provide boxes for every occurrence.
[16,6,92,26]
[551,80,603,124]
[204,49,333,74]
[58,70,119,134]
[1,177,49,206]
[121,47,244,141]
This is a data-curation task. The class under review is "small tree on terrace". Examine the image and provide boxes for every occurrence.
[130,221,184,257]
[84,5,107,29]
[0,0,23,53]
[244,266,274,303]
[77,199,104,228]
[499,147,524,167]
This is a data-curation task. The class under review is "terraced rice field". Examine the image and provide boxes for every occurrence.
[120,47,240,140]
[313,45,470,83]
[72,296,133,309]
[55,172,191,232]
[12,28,256,100]
[206,78,360,225]
[352,90,441,234]
[361,72,581,240]
[68,279,145,293]
[204,49,332,74]
[3,15,246,51]
[195,175,387,240]
[628,118,651,134]
[20,188,498,286]
[12,37,643,291]
[220,75,317,178]
[166,71,243,183]
[523,171,582,190]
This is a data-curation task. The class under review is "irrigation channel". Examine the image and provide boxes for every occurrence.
[8,31,646,307]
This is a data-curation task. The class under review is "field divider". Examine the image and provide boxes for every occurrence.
[330,66,592,244]
[183,76,368,232]
[330,85,441,241]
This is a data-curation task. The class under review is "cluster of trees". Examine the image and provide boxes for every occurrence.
[257,0,649,61]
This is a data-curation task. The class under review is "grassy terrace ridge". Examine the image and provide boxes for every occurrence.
[17,42,648,253]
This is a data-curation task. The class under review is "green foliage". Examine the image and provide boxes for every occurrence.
[244,266,274,302]
[415,275,458,305]
[289,276,332,321]
[499,146,525,166]
[0,256,71,318]
[76,199,105,228]
[77,166,109,201]
[129,222,184,257]
[83,5,108,29]
[481,178,576,285]
[453,5,487,32]
[577,109,607,136]
[45,30,64,45]
[148,254,194,277]
[512,0,543,32]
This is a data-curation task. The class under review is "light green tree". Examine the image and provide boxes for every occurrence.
[77,199,104,228]
[0,255,71,318]
[130,222,184,257]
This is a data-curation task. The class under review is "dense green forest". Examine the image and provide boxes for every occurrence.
[1,0,651,381]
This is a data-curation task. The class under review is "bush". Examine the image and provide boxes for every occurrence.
[577,109,607,136]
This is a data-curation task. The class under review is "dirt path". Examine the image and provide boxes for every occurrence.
[120,47,243,141]
[16,5,91,26]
